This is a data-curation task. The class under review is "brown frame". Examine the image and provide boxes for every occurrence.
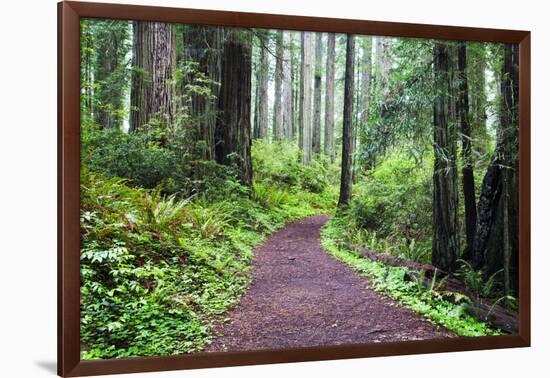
[58,1,531,376]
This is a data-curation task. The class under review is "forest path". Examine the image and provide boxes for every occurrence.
[205,215,454,352]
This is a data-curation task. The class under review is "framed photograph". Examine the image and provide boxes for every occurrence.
[58,1,530,376]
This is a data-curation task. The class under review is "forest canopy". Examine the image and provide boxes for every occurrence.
[79,18,519,359]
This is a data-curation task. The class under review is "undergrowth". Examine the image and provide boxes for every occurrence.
[80,141,337,359]
[320,217,501,337]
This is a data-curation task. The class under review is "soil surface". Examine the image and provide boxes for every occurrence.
[206,215,454,352]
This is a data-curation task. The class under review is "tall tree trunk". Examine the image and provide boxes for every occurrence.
[500,44,519,296]
[130,21,176,132]
[473,45,519,295]
[282,31,293,139]
[273,31,283,141]
[324,33,336,163]
[374,36,391,99]
[338,35,355,207]
[253,43,261,139]
[298,32,305,150]
[182,26,223,160]
[258,38,270,139]
[457,43,477,260]
[300,32,313,163]
[472,44,519,297]
[353,37,373,180]
[291,33,299,141]
[351,48,362,184]
[312,33,323,155]
[431,42,460,272]
[359,37,373,130]
[472,153,502,269]
[214,30,253,187]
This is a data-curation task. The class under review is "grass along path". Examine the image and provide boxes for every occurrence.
[206,215,454,352]
[320,217,500,337]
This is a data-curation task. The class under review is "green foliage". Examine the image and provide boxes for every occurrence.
[80,140,336,359]
[252,139,336,193]
[82,126,179,190]
[79,22,514,360]
[81,123,246,200]
[350,151,432,239]
[320,218,500,337]
[335,151,433,263]
[80,19,132,129]
[343,228,431,265]
[81,38,223,196]
[360,38,433,167]
[455,259,505,299]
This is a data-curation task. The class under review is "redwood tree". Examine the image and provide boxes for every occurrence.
[214,30,253,187]
[338,35,355,207]
[282,31,293,139]
[300,32,313,163]
[312,33,324,155]
[130,21,176,132]
[257,35,270,139]
[273,30,283,141]
[472,44,519,296]
[431,42,460,272]
[457,43,477,260]
[324,33,336,162]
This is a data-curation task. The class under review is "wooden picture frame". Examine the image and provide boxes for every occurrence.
[58,1,531,376]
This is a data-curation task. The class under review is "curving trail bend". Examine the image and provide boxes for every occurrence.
[206,215,454,352]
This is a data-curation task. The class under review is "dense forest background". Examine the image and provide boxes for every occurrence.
[79,19,519,359]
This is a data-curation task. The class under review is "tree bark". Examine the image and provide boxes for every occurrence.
[324,33,336,163]
[273,30,283,141]
[472,44,519,298]
[338,35,355,207]
[500,44,519,296]
[351,43,365,184]
[257,38,270,140]
[214,30,253,187]
[359,37,373,130]
[431,42,460,272]
[300,32,313,163]
[130,21,176,132]
[298,32,305,150]
[312,33,324,155]
[253,42,260,139]
[291,33,299,141]
[374,36,391,99]
[282,31,293,139]
[472,154,502,269]
[457,43,477,260]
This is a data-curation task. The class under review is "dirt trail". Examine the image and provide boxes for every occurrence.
[206,215,454,352]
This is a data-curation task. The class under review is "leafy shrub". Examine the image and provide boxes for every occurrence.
[81,124,247,200]
[80,172,221,358]
[82,126,181,189]
[332,150,433,263]
[349,151,433,240]
[252,139,332,193]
